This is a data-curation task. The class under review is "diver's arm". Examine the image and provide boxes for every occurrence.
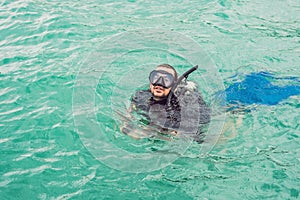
[119,101,141,139]
[120,124,149,139]
[119,93,150,139]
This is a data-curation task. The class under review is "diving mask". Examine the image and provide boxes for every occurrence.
[149,70,175,88]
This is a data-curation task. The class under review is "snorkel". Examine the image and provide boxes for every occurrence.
[167,65,198,107]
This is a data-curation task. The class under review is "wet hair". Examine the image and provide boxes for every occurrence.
[156,64,178,81]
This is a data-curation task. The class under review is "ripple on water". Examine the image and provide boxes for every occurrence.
[0,0,299,199]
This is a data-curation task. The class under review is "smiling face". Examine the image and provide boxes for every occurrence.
[149,66,176,100]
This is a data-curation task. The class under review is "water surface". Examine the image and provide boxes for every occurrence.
[0,0,299,199]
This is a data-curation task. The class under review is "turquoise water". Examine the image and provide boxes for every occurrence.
[1,0,299,199]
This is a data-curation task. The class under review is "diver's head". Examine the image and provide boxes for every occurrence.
[149,64,178,100]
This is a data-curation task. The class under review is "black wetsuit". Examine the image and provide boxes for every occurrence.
[131,87,211,142]
[131,90,181,130]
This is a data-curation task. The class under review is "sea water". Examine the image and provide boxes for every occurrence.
[0,0,299,199]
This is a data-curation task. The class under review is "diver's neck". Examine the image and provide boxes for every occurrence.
[152,96,167,102]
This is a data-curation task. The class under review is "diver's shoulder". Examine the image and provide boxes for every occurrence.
[132,89,151,101]
[133,89,151,96]
[175,81,198,96]
[175,81,209,105]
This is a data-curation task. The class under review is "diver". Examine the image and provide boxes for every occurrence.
[120,64,211,143]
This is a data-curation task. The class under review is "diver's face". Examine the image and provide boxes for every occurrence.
[149,67,175,99]
[150,84,172,98]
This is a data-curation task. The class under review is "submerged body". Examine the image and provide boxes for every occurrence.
[220,72,300,107]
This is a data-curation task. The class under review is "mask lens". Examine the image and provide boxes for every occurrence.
[149,70,175,88]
